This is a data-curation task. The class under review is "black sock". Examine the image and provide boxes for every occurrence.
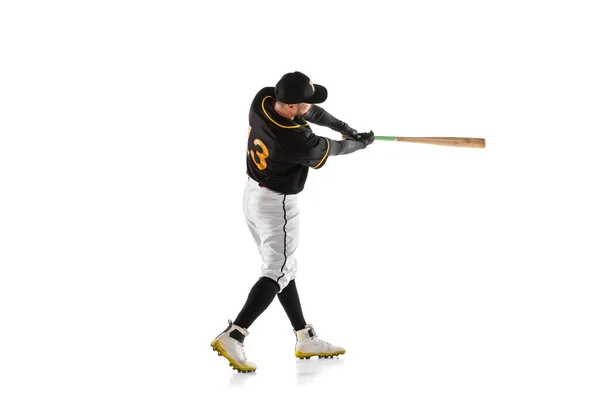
[233,277,279,329]
[277,280,307,331]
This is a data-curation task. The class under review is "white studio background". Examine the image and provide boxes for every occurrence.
[1,1,599,399]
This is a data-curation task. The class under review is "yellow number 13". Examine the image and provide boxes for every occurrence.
[250,139,269,171]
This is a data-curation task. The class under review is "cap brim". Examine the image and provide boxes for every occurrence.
[305,84,328,104]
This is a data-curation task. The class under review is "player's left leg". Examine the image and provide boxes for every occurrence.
[211,179,281,373]
[211,320,257,373]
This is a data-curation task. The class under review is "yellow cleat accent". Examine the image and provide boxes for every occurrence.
[211,341,257,373]
[295,349,346,359]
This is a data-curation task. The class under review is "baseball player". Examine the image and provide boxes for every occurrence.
[211,71,375,372]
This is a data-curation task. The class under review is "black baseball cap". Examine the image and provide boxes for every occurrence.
[275,71,328,104]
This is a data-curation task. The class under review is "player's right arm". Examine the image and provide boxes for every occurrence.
[303,105,357,137]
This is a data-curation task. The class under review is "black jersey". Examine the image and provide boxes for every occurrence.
[246,87,332,195]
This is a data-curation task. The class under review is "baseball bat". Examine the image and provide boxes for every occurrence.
[374,136,486,148]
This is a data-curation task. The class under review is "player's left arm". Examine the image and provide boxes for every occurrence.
[276,129,333,169]
[276,128,373,170]
[302,105,357,138]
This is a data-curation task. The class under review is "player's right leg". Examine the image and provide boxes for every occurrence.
[277,279,306,330]
[294,324,346,359]
[278,280,346,359]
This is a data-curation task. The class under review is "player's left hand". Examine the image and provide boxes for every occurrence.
[342,129,359,141]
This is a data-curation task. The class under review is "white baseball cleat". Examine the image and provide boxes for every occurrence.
[211,320,257,373]
[294,324,346,359]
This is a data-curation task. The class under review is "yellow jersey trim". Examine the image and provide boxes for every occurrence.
[312,138,330,169]
[261,96,309,128]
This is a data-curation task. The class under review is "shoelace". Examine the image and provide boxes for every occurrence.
[315,338,334,350]
[236,341,248,361]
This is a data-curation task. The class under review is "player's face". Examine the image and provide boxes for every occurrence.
[294,103,312,117]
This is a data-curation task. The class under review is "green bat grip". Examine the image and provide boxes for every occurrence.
[373,136,397,141]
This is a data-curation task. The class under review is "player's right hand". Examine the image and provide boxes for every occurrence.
[355,130,375,147]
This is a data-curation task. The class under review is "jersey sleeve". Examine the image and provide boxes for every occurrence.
[303,105,356,136]
[275,129,331,169]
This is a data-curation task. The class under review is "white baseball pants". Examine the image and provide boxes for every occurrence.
[243,177,299,292]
